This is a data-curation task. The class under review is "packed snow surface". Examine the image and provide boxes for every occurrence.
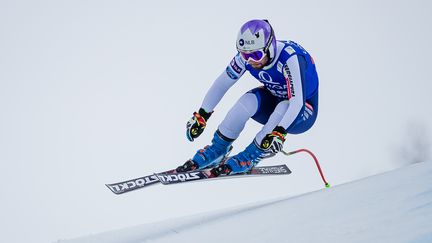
[61,161,432,243]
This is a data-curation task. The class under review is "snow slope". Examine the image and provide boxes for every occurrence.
[59,161,432,243]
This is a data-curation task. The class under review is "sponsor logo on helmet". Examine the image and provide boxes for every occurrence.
[244,40,255,45]
[239,39,244,46]
[239,38,256,47]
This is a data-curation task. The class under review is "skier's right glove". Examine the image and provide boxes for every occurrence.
[186,108,213,142]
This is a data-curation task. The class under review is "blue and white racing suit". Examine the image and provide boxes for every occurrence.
[201,40,319,144]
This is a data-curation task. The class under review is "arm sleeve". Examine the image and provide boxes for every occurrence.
[201,54,246,112]
[278,55,304,129]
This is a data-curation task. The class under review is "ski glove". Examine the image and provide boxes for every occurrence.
[260,126,287,154]
[186,108,213,142]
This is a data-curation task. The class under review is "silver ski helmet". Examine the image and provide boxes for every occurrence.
[236,19,277,62]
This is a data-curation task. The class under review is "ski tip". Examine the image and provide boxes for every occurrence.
[325,183,331,188]
[105,184,123,195]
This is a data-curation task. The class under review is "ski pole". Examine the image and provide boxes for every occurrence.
[281,148,330,188]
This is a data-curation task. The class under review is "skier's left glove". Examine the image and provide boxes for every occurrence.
[186,108,213,142]
[260,126,287,154]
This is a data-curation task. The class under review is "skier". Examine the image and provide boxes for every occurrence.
[177,19,319,177]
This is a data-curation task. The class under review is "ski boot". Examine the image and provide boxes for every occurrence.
[222,140,267,175]
[176,130,234,173]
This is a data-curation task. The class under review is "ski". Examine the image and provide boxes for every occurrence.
[105,168,176,195]
[155,164,291,185]
[106,164,291,194]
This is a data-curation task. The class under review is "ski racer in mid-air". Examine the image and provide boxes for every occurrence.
[177,19,319,177]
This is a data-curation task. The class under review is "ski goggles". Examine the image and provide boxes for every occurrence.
[240,49,266,62]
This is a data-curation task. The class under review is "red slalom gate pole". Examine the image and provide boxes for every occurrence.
[281,148,330,188]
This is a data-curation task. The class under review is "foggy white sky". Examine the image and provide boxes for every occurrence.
[0,0,431,242]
